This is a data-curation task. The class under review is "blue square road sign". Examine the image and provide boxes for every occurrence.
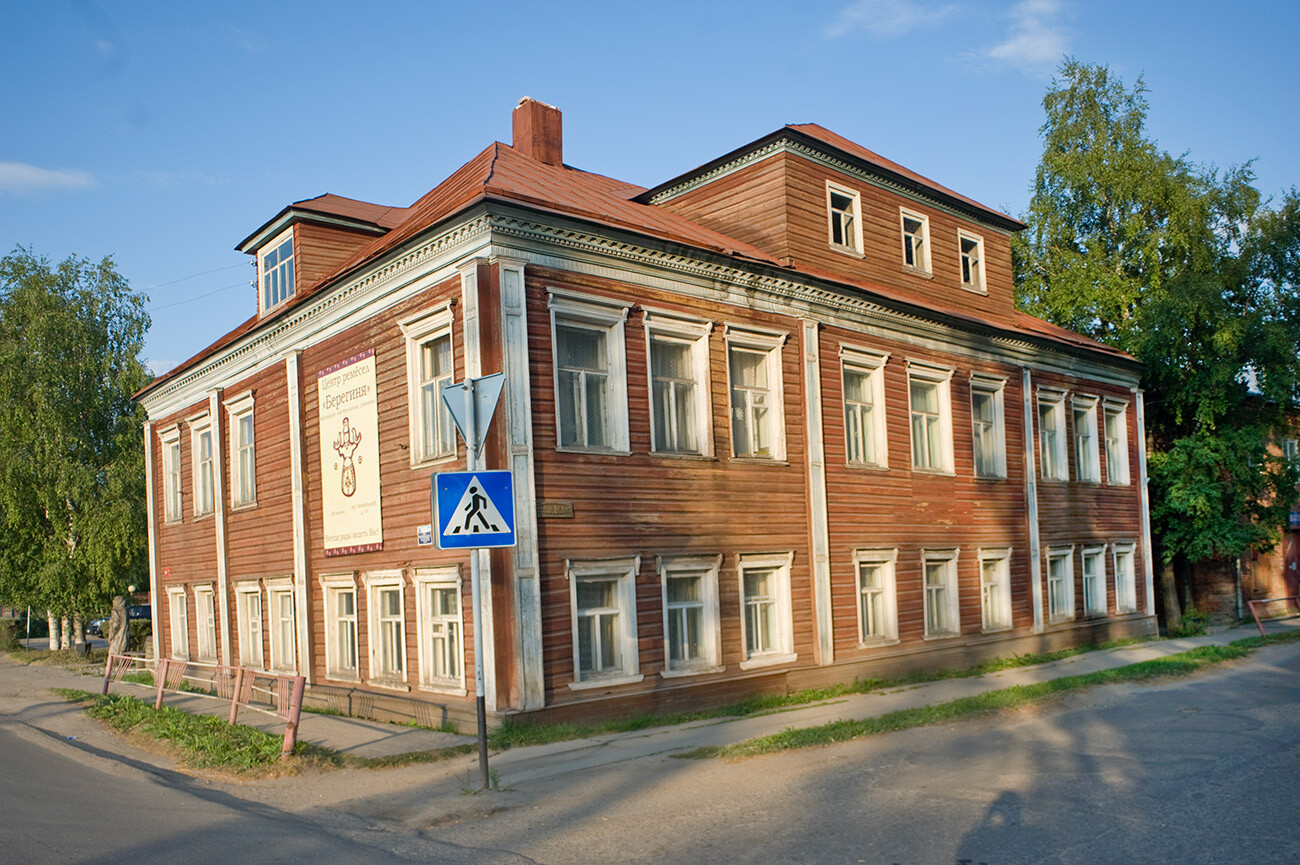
[434,470,516,549]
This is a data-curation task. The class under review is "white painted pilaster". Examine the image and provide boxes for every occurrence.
[209,390,232,665]
[285,352,312,681]
[1022,369,1043,632]
[801,318,834,665]
[143,421,161,662]
[1136,388,1156,615]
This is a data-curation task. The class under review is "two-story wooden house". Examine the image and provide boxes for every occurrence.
[136,98,1155,724]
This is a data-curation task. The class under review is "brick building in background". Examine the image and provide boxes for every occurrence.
[135,98,1155,724]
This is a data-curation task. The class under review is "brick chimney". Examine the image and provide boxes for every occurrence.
[512,97,563,166]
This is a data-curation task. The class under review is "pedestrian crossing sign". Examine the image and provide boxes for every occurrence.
[433,470,516,549]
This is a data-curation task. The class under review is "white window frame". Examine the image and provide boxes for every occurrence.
[1285,439,1299,464]
[235,581,264,669]
[1081,545,1107,617]
[167,586,189,661]
[643,309,713,457]
[1112,542,1138,614]
[900,208,932,274]
[970,374,1007,479]
[400,303,458,467]
[319,573,360,682]
[1073,395,1101,483]
[841,345,890,468]
[922,549,961,639]
[159,426,182,523]
[194,584,217,662]
[548,288,631,453]
[958,229,987,294]
[567,556,643,689]
[725,325,788,461]
[658,554,724,677]
[1046,546,1076,623]
[188,414,214,517]
[413,566,466,694]
[258,226,296,314]
[737,551,796,669]
[978,548,1013,633]
[907,361,955,474]
[853,549,899,645]
[1038,388,1069,481]
[364,569,409,689]
[225,392,257,508]
[1104,399,1132,485]
[266,579,297,673]
[826,181,864,256]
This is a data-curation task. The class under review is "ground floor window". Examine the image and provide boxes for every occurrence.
[853,549,898,644]
[1113,543,1138,613]
[365,570,408,686]
[1081,546,1107,616]
[659,555,722,675]
[414,567,464,692]
[235,583,264,668]
[194,585,217,662]
[922,549,960,638]
[1046,548,1075,622]
[568,557,641,688]
[267,582,296,672]
[738,552,795,669]
[320,575,359,680]
[167,587,189,660]
[979,549,1012,632]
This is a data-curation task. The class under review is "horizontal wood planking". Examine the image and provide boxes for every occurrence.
[656,156,791,261]
[294,223,382,297]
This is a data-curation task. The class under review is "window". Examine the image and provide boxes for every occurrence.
[236,583,264,668]
[644,311,712,456]
[959,231,986,293]
[167,587,189,660]
[854,549,899,643]
[1113,543,1137,614]
[1104,400,1131,485]
[970,375,1007,478]
[267,582,296,672]
[159,426,182,523]
[1046,548,1075,622]
[738,552,795,668]
[568,557,641,687]
[225,393,256,507]
[827,182,863,255]
[320,574,359,680]
[908,362,954,472]
[365,570,407,685]
[194,585,217,662]
[726,326,787,460]
[190,415,214,516]
[922,550,960,638]
[900,209,931,273]
[414,567,464,691]
[841,346,889,467]
[259,228,295,312]
[549,289,630,452]
[400,305,457,465]
[1073,396,1100,483]
[659,555,723,675]
[1286,439,1299,464]
[1082,546,1107,616]
[1038,389,1068,481]
[979,549,1012,632]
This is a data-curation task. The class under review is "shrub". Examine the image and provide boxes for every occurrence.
[128,619,152,652]
[1170,607,1211,638]
[0,618,20,650]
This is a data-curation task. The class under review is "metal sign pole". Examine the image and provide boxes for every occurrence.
[465,381,491,791]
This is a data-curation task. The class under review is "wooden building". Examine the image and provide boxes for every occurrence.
[136,98,1156,725]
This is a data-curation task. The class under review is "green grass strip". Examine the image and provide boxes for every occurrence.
[682,632,1300,759]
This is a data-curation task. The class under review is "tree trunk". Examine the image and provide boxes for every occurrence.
[72,612,86,654]
[108,595,128,655]
[1160,560,1182,632]
[59,616,71,650]
[46,610,58,651]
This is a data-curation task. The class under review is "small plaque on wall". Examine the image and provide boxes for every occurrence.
[417,524,433,546]
[538,501,574,519]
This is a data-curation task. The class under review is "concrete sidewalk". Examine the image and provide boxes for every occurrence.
[4,619,1295,777]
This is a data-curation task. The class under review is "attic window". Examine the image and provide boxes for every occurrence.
[260,228,296,312]
[826,182,863,255]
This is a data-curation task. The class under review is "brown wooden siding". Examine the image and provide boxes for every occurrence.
[294,223,383,296]
[656,156,791,262]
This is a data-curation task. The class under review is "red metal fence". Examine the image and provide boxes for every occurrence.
[1246,596,1300,637]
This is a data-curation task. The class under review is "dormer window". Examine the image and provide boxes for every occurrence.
[259,228,296,312]
[959,231,985,293]
[900,209,931,274]
[826,182,863,255]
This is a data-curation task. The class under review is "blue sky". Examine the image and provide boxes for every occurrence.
[2,0,1296,374]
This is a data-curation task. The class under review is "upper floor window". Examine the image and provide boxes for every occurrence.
[159,425,182,523]
[900,209,931,274]
[190,414,214,516]
[1073,396,1100,483]
[225,393,256,508]
[959,231,986,293]
[970,375,1006,478]
[841,346,889,468]
[549,289,630,453]
[644,311,712,457]
[1104,400,1131,485]
[259,228,295,313]
[827,182,863,255]
[908,362,954,473]
[1038,389,1069,481]
[400,305,457,465]
[726,325,787,461]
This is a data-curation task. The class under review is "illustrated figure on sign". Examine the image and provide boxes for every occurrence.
[462,483,499,533]
[333,417,363,497]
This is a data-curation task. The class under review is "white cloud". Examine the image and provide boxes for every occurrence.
[826,0,960,39]
[0,162,96,194]
[986,0,1070,74]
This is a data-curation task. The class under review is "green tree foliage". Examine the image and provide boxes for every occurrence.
[1015,60,1300,573]
[0,248,152,620]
